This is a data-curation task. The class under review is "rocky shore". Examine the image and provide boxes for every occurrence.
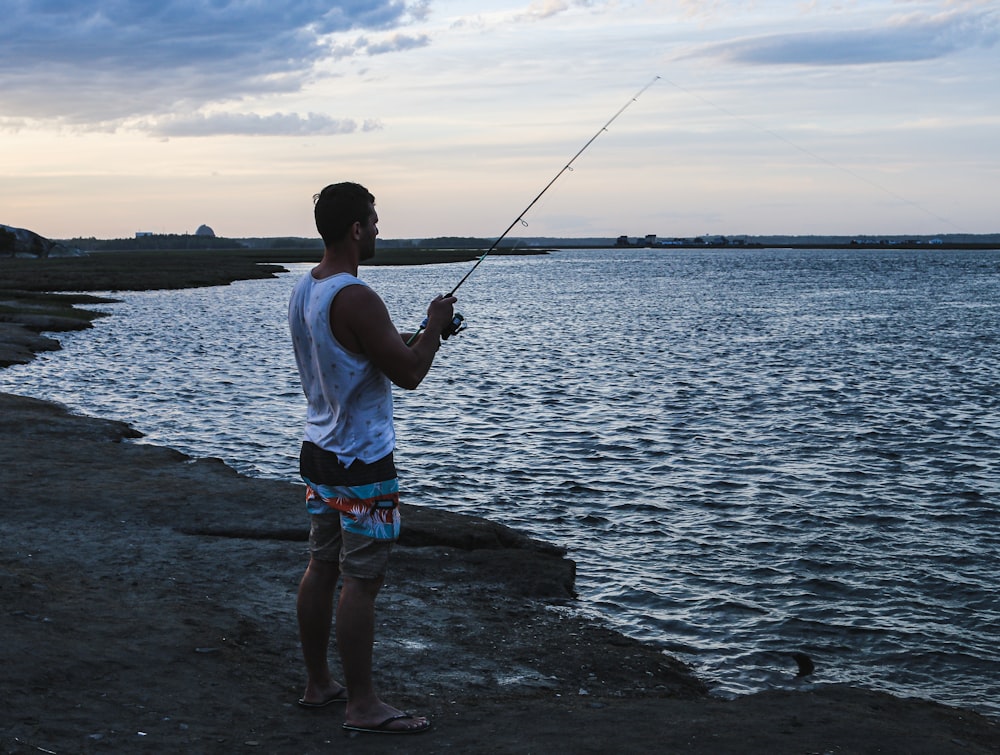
[1,253,998,753]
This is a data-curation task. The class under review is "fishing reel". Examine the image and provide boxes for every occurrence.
[421,312,467,340]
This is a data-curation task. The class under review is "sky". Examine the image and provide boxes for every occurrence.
[2,0,998,240]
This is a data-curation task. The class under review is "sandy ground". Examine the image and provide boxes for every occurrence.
[1,262,998,753]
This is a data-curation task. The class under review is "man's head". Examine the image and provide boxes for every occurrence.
[314,182,376,247]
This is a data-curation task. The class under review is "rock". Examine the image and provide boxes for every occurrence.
[0,322,62,366]
[0,223,83,258]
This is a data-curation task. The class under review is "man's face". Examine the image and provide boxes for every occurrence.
[359,204,378,261]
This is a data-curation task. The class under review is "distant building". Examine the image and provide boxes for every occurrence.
[195,224,216,237]
[616,235,631,247]
[644,234,657,247]
[136,231,153,237]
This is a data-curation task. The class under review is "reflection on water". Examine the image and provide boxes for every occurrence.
[3,247,999,718]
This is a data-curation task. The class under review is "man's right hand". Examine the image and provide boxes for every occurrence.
[424,294,457,338]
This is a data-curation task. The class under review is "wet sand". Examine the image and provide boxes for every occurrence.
[1,256,998,752]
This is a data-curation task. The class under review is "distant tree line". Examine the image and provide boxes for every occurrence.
[68,234,246,251]
[410,236,531,249]
[264,237,324,250]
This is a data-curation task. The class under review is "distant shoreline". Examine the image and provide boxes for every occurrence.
[537,241,1000,251]
[64,239,1000,256]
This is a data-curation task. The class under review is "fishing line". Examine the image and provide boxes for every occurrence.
[660,76,963,232]
[407,75,660,345]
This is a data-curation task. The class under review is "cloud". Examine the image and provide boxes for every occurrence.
[513,0,595,22]
[450,0,595,29]
[328,32,431,59]
[144,112,385,138]
[518,1,571,21]
[0,0,425,123]
[687,9,999,66]
[365,32,432,55]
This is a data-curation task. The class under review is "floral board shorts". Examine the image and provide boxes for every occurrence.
[299,441,401,542]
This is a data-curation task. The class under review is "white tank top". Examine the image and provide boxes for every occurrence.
[288,271,395,466]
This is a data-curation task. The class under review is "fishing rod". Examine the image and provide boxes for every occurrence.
[410,75,660,345]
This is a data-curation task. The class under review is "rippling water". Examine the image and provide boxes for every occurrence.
[4,247,999,718]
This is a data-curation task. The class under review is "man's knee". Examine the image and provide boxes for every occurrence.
[305,557,340,588]
[341,574,384,601]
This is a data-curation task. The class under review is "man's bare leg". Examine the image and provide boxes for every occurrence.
[297,558,348,705]
[338,574,430,732]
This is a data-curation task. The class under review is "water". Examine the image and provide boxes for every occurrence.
[3,247,999,718]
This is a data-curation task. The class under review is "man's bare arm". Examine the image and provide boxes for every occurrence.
[338,286,455,390]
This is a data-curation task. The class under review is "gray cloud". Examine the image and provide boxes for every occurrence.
[365,32,431,55]
[329,32,431,59]
[146,112,384,138]
[0,0,425,124]
[689,9,999,66]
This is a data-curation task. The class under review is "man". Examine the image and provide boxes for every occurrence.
[288,182,455,735]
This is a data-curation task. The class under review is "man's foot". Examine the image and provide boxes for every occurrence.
[297,683,348,708]
[343,712,431,735]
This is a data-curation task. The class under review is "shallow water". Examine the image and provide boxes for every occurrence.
[4,247,999,718]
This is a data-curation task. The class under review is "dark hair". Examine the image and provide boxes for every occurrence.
[313,182,375,245]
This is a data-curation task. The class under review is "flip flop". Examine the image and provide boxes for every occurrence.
[342,713,431,735]
[297,687,348,708]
